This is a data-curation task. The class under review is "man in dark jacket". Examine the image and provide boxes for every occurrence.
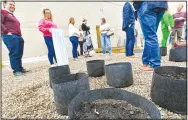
[133,1,168,71]
[122,2,137,58]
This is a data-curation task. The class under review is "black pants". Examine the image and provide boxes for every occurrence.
[79,41,84,55]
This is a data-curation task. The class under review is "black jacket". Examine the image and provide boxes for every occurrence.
[81,23,90,34]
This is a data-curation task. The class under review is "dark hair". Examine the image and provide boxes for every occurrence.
[101,18,106,24]
[3,0,15,8]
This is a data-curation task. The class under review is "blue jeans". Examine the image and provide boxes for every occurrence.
[2,34,24,73]
[44,36,57,65]
[70,36,79,58]
[138,2,165,68]
[100,33,112,54]
[125,25,135,56]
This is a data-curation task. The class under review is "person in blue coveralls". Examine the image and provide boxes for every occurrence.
[133,1,168,71]
[122,2,138,58]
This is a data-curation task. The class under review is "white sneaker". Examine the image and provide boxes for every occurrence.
[74,58,79,61]
[51,64,57,67]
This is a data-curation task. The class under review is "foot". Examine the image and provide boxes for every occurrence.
[127,55,138,58]
[142,66,154,71]
[74,58,79,61]
[51,64,57,67]
[21,68,31,73]
[14,72,23,76]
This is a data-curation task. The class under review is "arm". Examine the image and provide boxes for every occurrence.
[122,4,130,31]
[38,19,50,33]
[1,11,9,34]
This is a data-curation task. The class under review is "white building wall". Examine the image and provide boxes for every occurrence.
[2,2,186,61]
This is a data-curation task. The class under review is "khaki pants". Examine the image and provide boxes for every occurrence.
[171,28,183,45]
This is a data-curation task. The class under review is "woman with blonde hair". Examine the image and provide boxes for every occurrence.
[38,8,57,67]
[69,17,80,60]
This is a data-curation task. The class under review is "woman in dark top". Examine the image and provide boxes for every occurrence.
[81,18,94,57]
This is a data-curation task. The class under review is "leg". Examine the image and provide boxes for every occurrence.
[161,29,170,47]
[70,37,76,58]
[177,28,183,42]
[138,8,163,69]
[74,37,79,58]
[100,34,106,54]
[105,35,112,54]
[14,35,24,71]
[44,37,54,65]
[2,35,21,73]
[79,41,84,55]
[171,29,176,46]
[125,31,130,56]
[129,26,136,56]
[51,39,57,63]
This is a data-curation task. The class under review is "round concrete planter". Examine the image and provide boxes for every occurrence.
[86,60,105,77]
[160,47,167,56]
[52,73,89,115]
[49,65,70,88]
[169,46,187,62]
[105,62,133,88]
[68,88,161,119]
[151,66,187,114]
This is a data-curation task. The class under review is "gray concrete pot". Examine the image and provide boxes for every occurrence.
[160,47,167,56]
[87,60,105,77]
[68,88,161,119]
[105,62,133,88]
[151,66,187,114]
[169,46,187,62]
[49,65,70,88]
[52,73,90,115]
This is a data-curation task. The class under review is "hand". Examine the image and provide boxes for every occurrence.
[49,28,53,33]
[168,26,171,31]
[7,32,12,35]
[179,17,185,20]
[129,24,131,27]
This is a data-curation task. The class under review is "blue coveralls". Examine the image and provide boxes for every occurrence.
[122,2,136,56]
[133,1,168,68]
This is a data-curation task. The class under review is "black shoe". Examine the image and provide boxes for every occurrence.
[21,68,31,73]
[14,72,23,76]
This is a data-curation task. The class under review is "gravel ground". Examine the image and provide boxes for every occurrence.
[2,53,187,119]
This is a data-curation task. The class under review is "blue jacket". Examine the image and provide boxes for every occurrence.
[122,2,135,31]
[133,1,168,11]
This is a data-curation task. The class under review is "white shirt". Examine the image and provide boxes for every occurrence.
[100,23,110,34]
[69,24,80,37]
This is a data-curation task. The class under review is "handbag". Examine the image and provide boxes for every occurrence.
[106,28,114,37]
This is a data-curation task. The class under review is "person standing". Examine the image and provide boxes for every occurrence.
[38,8,57,67]
[81,18,94,57]
[133,1,168,71]
[69,17,80,60]
[161,9,174,47]
[78,25,84,56]
[122,2,137,58]
[100,18,112,55]
[171,4,186,46]
[1,0,30,76]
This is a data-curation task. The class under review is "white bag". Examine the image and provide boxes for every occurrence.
[107,28,114,37]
